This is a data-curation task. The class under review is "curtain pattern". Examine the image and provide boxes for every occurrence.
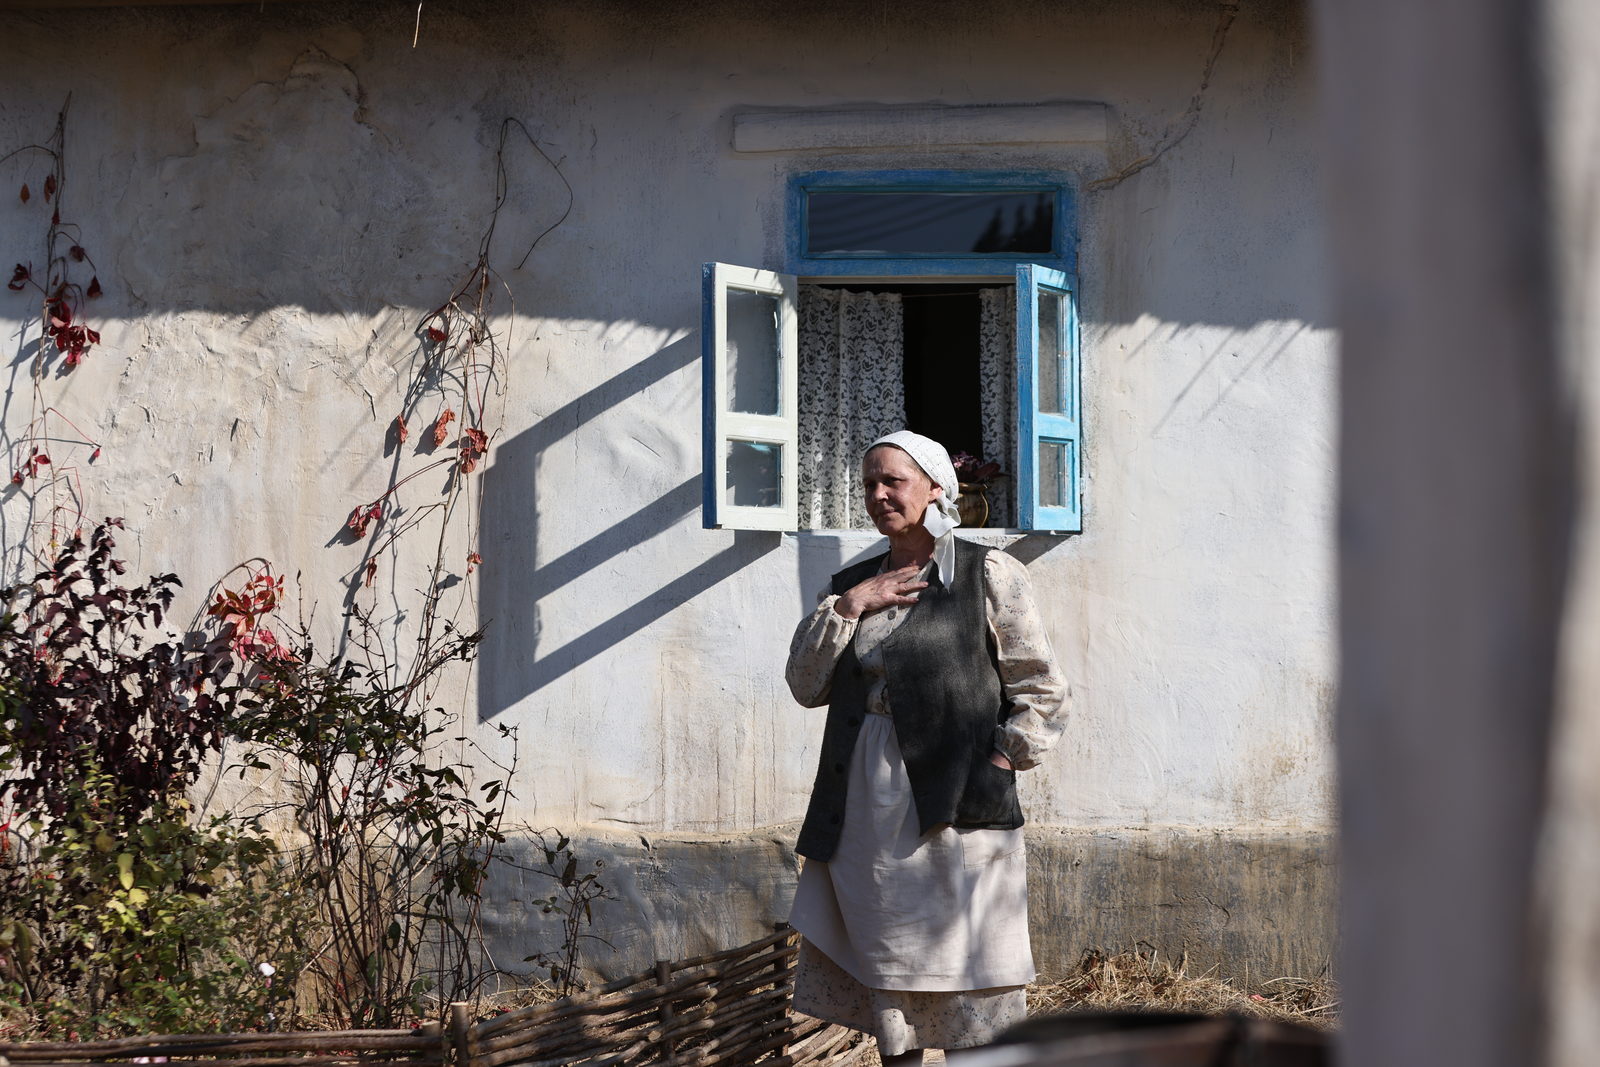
[977,287,1017,527]
[797,287,906,530]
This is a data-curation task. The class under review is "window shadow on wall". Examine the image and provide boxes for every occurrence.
[476,333,779,721]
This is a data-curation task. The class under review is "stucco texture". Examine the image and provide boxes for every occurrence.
[0,0,1335,977]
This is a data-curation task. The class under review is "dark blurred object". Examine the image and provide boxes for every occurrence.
[952,1009,1330,1066]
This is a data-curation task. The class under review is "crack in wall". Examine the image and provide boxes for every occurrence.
[1089,0,1242,191]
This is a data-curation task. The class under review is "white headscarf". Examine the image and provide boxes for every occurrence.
[867,430,963,587]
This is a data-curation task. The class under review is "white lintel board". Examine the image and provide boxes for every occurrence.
[731,102,1108,153]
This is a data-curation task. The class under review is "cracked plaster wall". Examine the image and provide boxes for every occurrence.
[0,0,1334,974]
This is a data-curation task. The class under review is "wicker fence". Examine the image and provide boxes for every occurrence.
[0,929,868,1067]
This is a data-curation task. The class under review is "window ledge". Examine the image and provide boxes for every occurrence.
[788,529,1070,543]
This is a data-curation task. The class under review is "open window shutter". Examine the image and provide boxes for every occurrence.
[1014,264,1082,532]
[701,263,799,531]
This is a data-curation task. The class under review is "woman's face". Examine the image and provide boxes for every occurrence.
[862,446,942,537]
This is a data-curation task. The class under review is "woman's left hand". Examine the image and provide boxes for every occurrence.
[988,751,1014,770]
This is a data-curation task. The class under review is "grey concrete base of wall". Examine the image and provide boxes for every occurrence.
[478,825,1336,991]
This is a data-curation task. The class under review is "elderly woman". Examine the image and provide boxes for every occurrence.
[785,430,1069,1065]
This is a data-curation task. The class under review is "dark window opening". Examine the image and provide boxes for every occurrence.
[821,283,989,461]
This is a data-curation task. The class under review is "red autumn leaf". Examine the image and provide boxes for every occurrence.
[394,414,409,444]
[426,326,447,344]
[363,558,378,588]
[18,183,29,204]
[459,426,488,473]
[89,447,101,462]
[85,328,99,345]
[69,245,85,262]
[431,408,455,447]
[43,174,55,201]
[34,453,49,467]
[7,264,28,291]
[50,209,58,226]
[466,551,483,575]
[86,276,102,298]
[347,504,374,539]
[10,471,22,485]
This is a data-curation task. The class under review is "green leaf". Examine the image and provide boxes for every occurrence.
[117,853,134,890]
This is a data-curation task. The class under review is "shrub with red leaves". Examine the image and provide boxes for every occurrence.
[0,521,240,823]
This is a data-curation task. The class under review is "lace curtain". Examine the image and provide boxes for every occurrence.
[977,287,1017,527]
[797,287,906,529]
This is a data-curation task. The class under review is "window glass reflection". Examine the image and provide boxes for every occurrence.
[1039,440,1071,509]
[726,290,781,415]
[807,191,1054,256]
[727,440,782,508]
[1038,290,1063,415]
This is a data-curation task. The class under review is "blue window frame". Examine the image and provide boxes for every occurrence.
[1016,265,1082,531]
[703,171,1082,534]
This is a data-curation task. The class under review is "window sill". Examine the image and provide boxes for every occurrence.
[786,529,1072,543]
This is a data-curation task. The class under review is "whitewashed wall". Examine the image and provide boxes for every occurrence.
[0,0,1334,974]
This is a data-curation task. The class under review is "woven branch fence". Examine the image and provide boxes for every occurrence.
[0,929,869,1067]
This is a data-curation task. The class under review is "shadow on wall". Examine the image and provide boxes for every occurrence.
[477,331,779,720]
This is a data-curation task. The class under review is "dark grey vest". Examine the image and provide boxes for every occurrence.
[795,539,1024,861]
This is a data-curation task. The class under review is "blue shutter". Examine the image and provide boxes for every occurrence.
[1015,264,1082,532]
[701,263,799,531]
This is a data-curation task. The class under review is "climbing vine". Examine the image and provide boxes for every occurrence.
[2,99,106,567]
[0,98,579,1033]
[345,117,569,709]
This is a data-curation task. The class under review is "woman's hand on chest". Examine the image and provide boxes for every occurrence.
[835,565,929,620]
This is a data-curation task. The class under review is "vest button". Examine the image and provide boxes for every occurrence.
[833,762,844,774]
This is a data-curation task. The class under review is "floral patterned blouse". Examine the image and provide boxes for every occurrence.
[784,549,1068,770]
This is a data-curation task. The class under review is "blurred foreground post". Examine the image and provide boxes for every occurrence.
[1537,3,1600,1066]
[1318,0,1600,1065]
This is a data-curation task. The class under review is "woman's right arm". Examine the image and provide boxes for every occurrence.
[784,595,857,707]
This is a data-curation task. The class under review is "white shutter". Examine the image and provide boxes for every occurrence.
[701,263,799,531]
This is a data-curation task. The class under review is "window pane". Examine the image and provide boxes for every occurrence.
[726,440,783,508]
[726,289,781,415]
[807,190,1054,256]
[1037,289,1065,415]
[1039,440,1071,509]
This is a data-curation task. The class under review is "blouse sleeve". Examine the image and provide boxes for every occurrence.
[785,593,858,708]
[984,551,1069,770]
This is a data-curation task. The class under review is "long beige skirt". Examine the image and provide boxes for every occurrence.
[788,714,1034,1055]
